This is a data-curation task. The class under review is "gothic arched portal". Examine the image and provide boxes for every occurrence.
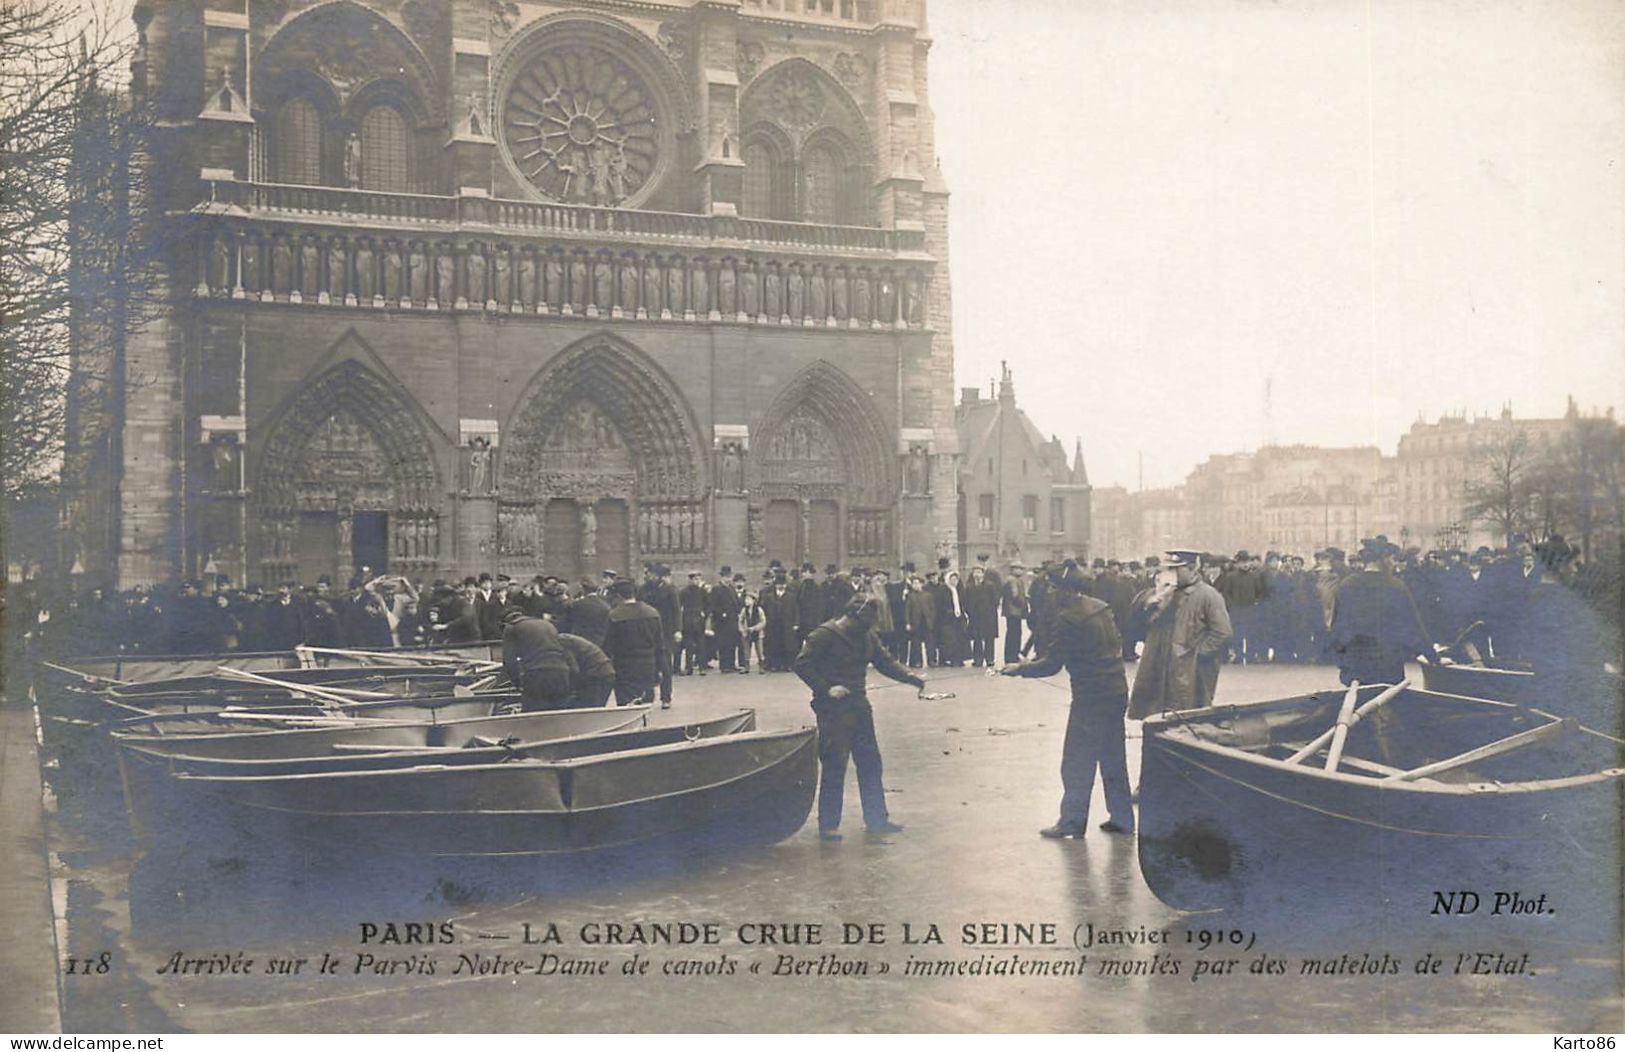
[500,335,707,581]
[750,361,895,568]
[255,359,441,585]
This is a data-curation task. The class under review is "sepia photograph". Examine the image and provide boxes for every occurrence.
[1,0,1620,1036]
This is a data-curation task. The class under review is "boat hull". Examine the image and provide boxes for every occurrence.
[118,710,758,845]
[1137,690,1624,932]
[132,728,816,864]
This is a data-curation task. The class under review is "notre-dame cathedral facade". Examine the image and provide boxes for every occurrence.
[67,0,955,588]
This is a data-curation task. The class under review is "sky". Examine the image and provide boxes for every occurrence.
[926,0,1625,490]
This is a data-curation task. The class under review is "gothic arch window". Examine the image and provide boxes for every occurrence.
[800,141,844,225]
[274,95,326,185]
[359,102,410,191]
[741,140,778,220]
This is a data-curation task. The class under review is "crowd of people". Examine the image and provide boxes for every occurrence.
[10,535,1619,679]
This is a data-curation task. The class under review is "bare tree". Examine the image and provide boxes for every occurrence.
[1461,420,1536,551]
[0,0,134,578]
[1544,415,1625,563]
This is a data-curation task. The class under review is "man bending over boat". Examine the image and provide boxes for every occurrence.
[793,596,927,841]
[502,607,575,710]
[1002,561,1135,838]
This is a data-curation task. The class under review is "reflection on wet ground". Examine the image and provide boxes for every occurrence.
[40,662,1623,1032]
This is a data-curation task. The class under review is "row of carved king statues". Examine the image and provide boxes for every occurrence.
[197,227,930,328]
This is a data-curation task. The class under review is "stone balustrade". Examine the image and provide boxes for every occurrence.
[219,179,928,258]
[190,210,933,330]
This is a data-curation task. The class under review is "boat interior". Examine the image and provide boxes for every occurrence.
[1162,687,1625,785]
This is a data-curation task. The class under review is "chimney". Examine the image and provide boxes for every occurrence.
[961,386,980,406]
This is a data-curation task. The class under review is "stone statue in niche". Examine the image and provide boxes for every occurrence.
[831,268,848,321]
[717,261,736,316]
[594,259,614,312]
[466,92,486,137]
[642,259,662,317]
[619,258,639,314]
[435,248,455,305]
[209,233,230,293]
[209,438,240,492]
[382,243,402,301]
[740,263,760,319]
[355,241,376,301]
[467,248,488,306]
[905,272,924,326]
[407,243,427,304]
[905,444,930,496]
[467,437,493,494]
[543,253,563,309]
[718,442,745,493]
[493,248,511,306]
[666,260,685,316]
[763,266,782,320]
[580,503,597,559]
[852,271,871,323]
[689,258,708,316]
[302,239,324,300]
[787,264,804,321]
[344,130,362,188]
[326,239,347,302]
[271,237,293,294]
[809,266,827,321]
[519,251,537,308]
[877,274,897,324]
[569,255,588,312]
[240,235,261,292]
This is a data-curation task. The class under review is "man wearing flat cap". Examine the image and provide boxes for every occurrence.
[1002,562,1135,837]
[1127,550,1234,718]
[794,595,928,840]
[603,577,667,706]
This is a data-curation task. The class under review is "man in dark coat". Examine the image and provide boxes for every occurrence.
[793,595,925,840]
[678,571,708,674]
[1327,540,1435,686]
[963,565,1001,667]
[559,631,616,707]
[439,579,482,644]
[474,573,505,641]
[501,608,574,710]
[706,566,743,673]
[760,571,799,672]
[640,563,681,706]
[794,563,825,650]
[566,584,612,647]
[602,579,666,706]
[1003,563,1134,837]
[261,583,305,651]
[902,574,936,668]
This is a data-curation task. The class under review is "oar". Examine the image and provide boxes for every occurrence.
[1386,718,1572,782]
[1323,680,1361,772]
[298,645,480,667]
[1285,679,1410,766]
[214,666,361,707]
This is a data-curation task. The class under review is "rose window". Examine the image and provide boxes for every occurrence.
[500,45,662,207]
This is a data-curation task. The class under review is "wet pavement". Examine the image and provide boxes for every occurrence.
[32,660,1625,1033]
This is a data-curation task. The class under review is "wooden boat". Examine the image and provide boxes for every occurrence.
[1421,658,1622,736]
[129,725,817,862]
[40,641,503,688]
[92,667,498,720]
[110,704,651,760]
[1137,683,1624,928]
[119,710,759,844]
